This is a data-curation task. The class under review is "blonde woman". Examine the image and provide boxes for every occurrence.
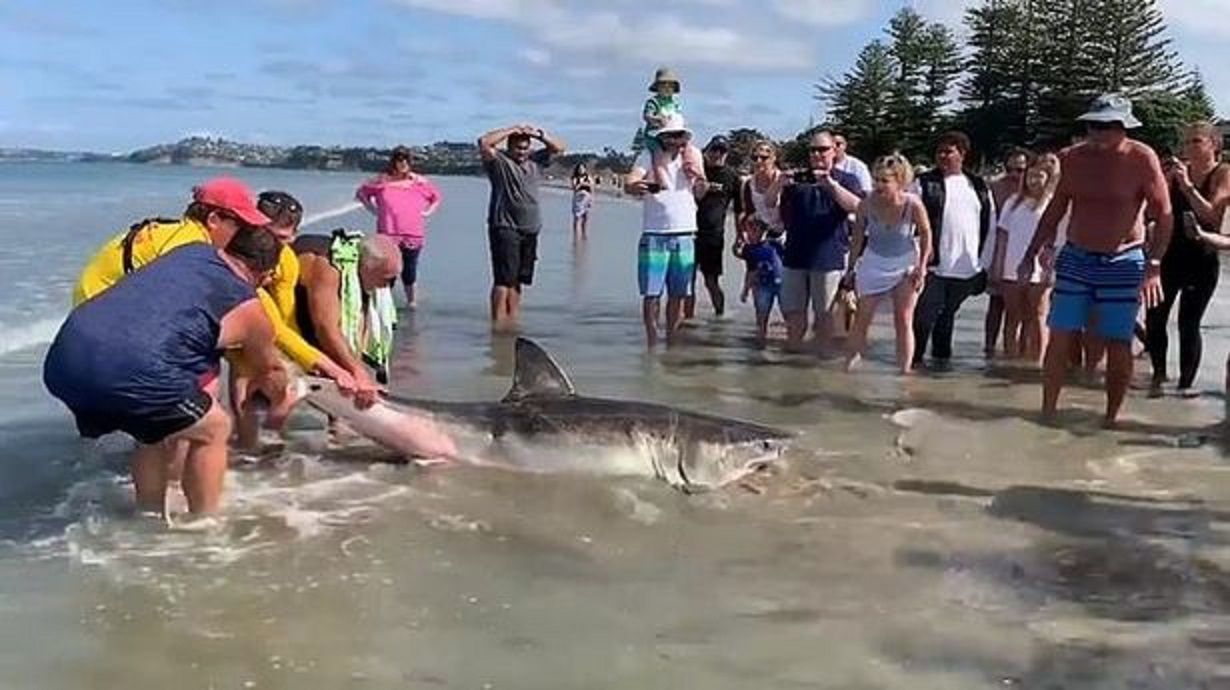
[990,157,1058,361]
[844,154,932,373]
[737,140,787,241]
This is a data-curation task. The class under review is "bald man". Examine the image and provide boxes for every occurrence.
[293,231,402,407]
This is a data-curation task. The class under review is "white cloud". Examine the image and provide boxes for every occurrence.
[770,0,873,27]
[391,0,814,70]
[519,47,551,66]
[1160,0,1230,38]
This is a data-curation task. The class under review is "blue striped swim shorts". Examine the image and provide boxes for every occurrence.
[638,233,695,298]
[1048,244,1145,342]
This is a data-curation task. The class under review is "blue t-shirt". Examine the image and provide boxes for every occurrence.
[780,170,863,271]
[742,241,784,287]
[44,244,254,416]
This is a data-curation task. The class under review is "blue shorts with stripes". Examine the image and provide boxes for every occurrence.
[1048,244,1145,342]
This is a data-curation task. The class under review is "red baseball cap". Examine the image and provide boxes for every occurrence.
[192,177,271,226]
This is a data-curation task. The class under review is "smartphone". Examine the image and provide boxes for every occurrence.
[793,169,816,184]
[644,181,663,193]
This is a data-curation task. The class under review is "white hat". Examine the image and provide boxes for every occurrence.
[1076,93,1142,129]
[648,113,692,140]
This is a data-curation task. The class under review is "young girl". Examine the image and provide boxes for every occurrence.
[990,158,1057,362]
[736,220,784,347]
[355,146,442,308]
[844,154,932,374]
[571,162,594,238]
[638,66,703,187]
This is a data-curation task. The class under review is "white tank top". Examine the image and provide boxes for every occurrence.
[748,174,784,232]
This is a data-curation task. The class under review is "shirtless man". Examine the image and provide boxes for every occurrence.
[1017,94,1173,426]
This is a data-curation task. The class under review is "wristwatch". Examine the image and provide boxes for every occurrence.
[1147,258,1162,268]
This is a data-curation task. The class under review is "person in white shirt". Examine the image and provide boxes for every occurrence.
[833,134,873,195]
[910,131,996,368]
[624,114,708,348]
[987,157,1059,362]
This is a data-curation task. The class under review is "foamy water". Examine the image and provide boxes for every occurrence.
[2,162,1229,688]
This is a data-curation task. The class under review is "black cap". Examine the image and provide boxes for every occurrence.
[704,135,730,152]
[256,190,303,224]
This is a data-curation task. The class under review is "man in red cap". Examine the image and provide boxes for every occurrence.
[73,176,271,304]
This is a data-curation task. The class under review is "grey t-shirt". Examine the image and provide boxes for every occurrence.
[484,148,551,234]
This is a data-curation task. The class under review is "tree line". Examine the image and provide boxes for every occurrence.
[816,0,1214,168]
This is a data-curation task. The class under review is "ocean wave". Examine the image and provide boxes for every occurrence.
[302,201,362,228]
[0,316,63,356]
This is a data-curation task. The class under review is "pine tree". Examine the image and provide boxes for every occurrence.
[816,40,902,160]
[885,8,962,160]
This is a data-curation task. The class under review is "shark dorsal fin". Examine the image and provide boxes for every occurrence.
[504,337,576,402]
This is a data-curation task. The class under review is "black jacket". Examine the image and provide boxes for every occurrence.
[916,169,993,269]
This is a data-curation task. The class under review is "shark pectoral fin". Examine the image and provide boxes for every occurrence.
[502,337,578,402]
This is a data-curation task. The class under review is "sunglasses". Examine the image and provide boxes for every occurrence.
[1086,121,1120,131]
[1006,166,1027,174]
[753,154,771,161]
[809,145,833,153]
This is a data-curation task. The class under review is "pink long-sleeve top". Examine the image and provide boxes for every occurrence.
[354,175,442,249]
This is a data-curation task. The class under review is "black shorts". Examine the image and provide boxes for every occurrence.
[489,226,538,288]
[73,389,213,445]
[694,237,724,278]
[399,245,422,286]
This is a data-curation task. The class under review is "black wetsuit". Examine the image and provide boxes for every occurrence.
[1145,163,1224,389]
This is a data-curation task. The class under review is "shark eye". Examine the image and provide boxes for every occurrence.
[760,440,774,450]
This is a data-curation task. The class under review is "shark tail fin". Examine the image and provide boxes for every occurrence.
[503,337,576,402]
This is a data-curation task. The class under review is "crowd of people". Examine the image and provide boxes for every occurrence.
[37,63,1230,516]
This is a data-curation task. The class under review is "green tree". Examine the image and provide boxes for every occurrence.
[722,127,772,171]
[816,40,902,161]
[886,8,963,159]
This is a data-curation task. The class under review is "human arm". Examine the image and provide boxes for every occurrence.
[846,201,868,281]
[1142,151,1174,308]
[820,172,862,213]
[623,161,652,196]
[422,179,442,217]
[219,299,289,419]
[530,125,566,156]
[911,196,932,290]
[478,125,525,162]
[1019,178,1071,277]
[303,264,379,406]
[1173,163,1230,228]
[355,179,381,216]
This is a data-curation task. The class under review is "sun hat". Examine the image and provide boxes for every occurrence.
[647,113,692,141]
[649,66,681,93]
[1076,93,1142,129]
[192,177,270,226]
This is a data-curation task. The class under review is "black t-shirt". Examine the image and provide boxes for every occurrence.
[695,163,743,242]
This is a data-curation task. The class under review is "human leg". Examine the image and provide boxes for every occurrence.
[1176,261,1218,390]
[810,270,843,355]
[1042,330,1076,421]
[892,278,921,373]
[984,293,1005,355]
[1104,342,1133,426]
[663,235,695,344]
[931,276,976,361]
[1024,283,1050,363]
[780,268,811,351]
[1144,266,1180,387]
[174,402,233,514]
[399,245,421,307]
[911,272,944,366]
[639,234,669,348]
[844,292,882,371]
[642,297,661,348]
[488,227,520,326]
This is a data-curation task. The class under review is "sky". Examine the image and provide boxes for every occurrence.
[1,0,1227,154]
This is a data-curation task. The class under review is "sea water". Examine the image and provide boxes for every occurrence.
[1,162,1228,688]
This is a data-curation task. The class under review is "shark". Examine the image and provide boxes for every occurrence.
[297,337,792,492]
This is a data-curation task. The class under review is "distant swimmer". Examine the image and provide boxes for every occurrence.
[355,146,443,309]
[73,176,270,305]
[293,231,402,407]
[230,191,358,448]
[1017,94,1173,427]
[477,123,566,331]
[44,229,289,515]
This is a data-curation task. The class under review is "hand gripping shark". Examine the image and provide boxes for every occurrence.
[297,337,791,492]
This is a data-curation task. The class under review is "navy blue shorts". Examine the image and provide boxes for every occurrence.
[399,245,422,287]
[68,389,213,445]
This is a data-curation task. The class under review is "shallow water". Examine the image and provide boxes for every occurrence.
[2,162,1229,688]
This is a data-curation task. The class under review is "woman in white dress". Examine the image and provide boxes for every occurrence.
[844,154,933,374]
[988,157,1058,362]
